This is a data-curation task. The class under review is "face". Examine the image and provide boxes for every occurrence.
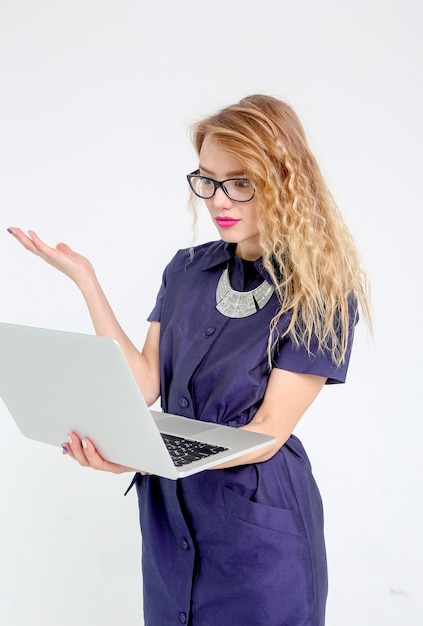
[198,135,260,261]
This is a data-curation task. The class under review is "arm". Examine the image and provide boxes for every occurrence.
[8,227,161,474]
[64,368,325,475]
[8,228,160,405]
[212,368,327,469]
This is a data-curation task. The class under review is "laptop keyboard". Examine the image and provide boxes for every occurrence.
[161,433,229,467]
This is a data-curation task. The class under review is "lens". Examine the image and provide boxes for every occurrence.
[223,179,254,202]
[189,176,215,199]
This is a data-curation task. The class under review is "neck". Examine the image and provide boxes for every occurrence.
[234,240,261,261]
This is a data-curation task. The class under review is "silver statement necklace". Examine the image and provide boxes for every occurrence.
[215,266,275,318]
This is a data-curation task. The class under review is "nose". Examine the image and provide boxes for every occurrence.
[212,186,232,210]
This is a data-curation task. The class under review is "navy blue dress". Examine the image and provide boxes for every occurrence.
[134,241,355,626]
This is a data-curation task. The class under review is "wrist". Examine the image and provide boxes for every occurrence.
[76,269,102,299]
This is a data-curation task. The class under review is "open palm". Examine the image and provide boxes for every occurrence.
[8,228,94,285]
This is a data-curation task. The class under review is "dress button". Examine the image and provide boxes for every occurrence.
[205,326,216,336]
[178,397,189,408]
[179,612,187,624]
[180,538,189,550]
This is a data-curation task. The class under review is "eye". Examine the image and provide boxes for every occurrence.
[201,177,214,187]
[234,179,250,188]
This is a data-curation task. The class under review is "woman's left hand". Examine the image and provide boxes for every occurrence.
[62,432,146,474]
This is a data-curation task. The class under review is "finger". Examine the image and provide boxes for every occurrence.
[80,436,105,469]
[7,227,43,255]
[56,242,73,254]
[66,433,91,467]
[66,433,135,474]
[8,228,60,265]
[61,442,77,461]
[80,437,135,474]
[27,229,61,258]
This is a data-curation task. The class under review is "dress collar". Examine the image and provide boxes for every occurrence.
[201,241,273,285]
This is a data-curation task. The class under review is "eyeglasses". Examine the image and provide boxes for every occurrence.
[186,170,255,202]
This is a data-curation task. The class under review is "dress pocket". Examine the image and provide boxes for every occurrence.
[223,485,306,536]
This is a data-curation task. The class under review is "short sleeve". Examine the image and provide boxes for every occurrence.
[148,282,165,322]
[274,300,358,384]
[147,263,170,323]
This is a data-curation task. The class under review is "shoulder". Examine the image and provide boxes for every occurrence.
[164,240,228,276]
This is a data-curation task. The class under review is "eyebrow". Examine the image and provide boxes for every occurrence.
[198,164,246,178]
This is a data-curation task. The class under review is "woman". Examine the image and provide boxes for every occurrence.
[8,94,371,625]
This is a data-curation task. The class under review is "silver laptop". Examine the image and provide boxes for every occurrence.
[0,322,275,479]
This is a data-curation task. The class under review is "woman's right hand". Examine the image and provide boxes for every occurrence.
[7,227,95,287]
[7,226,162,406]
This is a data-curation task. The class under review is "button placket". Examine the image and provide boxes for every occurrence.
[168,312,229,419]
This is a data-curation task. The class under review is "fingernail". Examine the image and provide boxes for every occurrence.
[7,228,16,236]
[66,435,73,444]
[81,439,87,449]
[61,445,69,454]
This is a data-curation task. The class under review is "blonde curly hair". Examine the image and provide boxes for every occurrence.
[190,94,372,367]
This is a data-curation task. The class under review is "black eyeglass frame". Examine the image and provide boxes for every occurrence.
[186,169,255,203]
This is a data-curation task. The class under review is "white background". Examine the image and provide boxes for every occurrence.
[0,1,422,624]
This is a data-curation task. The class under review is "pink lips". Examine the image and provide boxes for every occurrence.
[215,217,240,228]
